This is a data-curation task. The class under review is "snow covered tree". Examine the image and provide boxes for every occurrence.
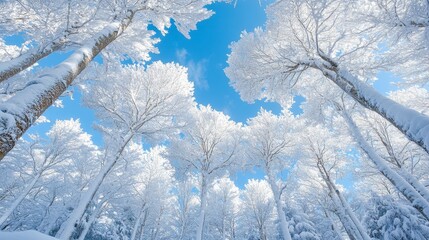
[128,146,177,240]
[298,124,370,240]
[239,179,277,240]
[0,0,101,82]
[169,105,242,240]
[364,195,429,239]
[172,173,200,240]
[225,0,429,154]
[0,119,98,228]
[340,108,429,221]
[244,109,302,240]
[360,0,429,86]
[205,176,241,240]
[356,87,429,196]
[284,208,321,240]
[0,0,222,160]
[56,61,194,239]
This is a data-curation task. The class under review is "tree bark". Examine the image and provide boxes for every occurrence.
[0,11,134,160]
[323,209,344,240]
[397,168,429,203]
[0,40,65,83]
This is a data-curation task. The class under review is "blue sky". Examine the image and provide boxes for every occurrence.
[150,0,283,122]
[18,0,395,188]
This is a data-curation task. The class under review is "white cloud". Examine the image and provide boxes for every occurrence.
[175,48,188,64]
[175,48,209,90]
[35,115,50,124]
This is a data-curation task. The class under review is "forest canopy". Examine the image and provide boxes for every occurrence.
[0,0,429,239]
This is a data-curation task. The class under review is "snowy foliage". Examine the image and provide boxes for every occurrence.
[285,209,321,240]
[81,61,195,144]
[364,195,429,240]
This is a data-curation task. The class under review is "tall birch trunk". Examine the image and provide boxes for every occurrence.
[323,209,344,240]
[396,169,429,204]
[130,211,143,240]
[329,192,358,240]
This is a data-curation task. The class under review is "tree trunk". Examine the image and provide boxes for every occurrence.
[196,173,208,240]
[341,110,429,220]
[266,175,292,240]
[331,184,370,240]
[0,11,134,160]
[317,160,371,240]
[0,40,65,83]
[77,199,108,240]
[0,171,41,226]
[259,225,267,240]
[326,185,359,240]
[306,59,429,154]
[130,210,142,240]
[56,134,133,239]
[323,209,344,240]
[77,207,99,240]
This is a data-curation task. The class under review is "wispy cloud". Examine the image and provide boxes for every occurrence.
[175,48,209,90]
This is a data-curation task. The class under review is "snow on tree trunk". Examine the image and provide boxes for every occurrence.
[341,110,429,221]
[196,173,208,240]
[0,11,134,160]
[317,158,371,240]
[327,186,359,240]
[319,166,363,240]
[266,175,292,240]
[324,210,344,240]
[0,171,42,226]
[130,211,142,240]
[0,40,65,83]
[56,134,133,240]
[77,199,107,240]
[76,209,97,240]
[306,59,429,154]
[332,186,370,240]
[397,169,429,204]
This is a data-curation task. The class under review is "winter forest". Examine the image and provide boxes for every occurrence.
[0,0,428,239]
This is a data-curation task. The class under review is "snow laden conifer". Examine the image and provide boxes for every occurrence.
[284,208,321,240]
[364,195,429,239]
